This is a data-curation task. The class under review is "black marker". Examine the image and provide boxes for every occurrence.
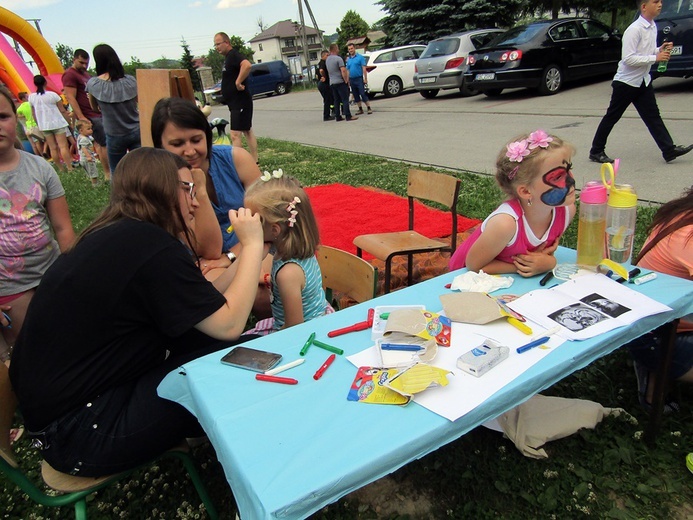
[539,271,554,286]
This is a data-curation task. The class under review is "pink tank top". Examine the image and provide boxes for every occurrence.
[449,199,568,271]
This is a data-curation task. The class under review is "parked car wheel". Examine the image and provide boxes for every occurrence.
[275,82,288,95]
[483,88,504,97]
[419,89,439,99]
[459,81,479,97]
[538,64,563,95]
[384,76,403,97]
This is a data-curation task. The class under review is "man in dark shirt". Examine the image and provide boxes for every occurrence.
[214,32,258,163]
[62,49,111,179]
[317,50,334,121]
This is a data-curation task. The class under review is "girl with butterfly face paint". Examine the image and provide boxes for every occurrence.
[449,130,576,277]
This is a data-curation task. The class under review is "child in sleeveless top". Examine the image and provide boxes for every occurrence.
[244,170,330,331]
[450,130,576,277]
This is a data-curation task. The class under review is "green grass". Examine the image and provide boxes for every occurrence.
[2,140,691,520]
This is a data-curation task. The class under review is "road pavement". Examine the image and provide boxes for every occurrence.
[209,76,693,204]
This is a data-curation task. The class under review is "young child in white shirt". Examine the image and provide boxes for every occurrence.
[76,120,98,186]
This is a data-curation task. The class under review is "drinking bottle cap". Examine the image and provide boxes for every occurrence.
[580,181,607,204]
[608,184,637,208]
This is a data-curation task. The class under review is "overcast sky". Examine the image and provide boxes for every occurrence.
[3,0,386,65]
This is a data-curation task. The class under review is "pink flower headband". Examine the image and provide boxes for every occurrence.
[286,196,301,227]
[505,130,554,179]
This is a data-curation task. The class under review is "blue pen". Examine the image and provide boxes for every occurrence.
[516,336,550,354]
[380,343,423,352]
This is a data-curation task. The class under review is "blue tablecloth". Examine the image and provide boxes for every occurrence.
[158,248,693,519]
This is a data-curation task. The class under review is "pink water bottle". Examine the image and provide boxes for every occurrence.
[576,181,608,266]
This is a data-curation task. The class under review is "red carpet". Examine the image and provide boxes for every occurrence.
[305,184,480,258]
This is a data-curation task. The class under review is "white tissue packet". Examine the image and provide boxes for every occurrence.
[449,270,514,293]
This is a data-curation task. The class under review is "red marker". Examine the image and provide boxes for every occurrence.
[313,353,336,380]
[255,374,298,385]
[327,308,375,337]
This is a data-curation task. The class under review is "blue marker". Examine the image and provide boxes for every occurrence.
[516,336,550,354]
[380,343,424,352]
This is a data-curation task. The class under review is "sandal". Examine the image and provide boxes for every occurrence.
[633,361,680,414]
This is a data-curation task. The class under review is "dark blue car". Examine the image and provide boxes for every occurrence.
[652,0,693,79]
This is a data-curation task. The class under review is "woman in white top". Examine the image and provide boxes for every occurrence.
[29,75,74,172]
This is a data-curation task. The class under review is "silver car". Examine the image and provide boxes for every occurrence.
[413,29,504,98]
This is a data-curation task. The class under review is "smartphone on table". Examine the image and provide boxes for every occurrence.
[220,346,282,373]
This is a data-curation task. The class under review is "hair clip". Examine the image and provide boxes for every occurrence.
[506,140,530,162]
[287,210,298,227]
[527,129,553,149]
[286,196,301,227]
[286,196,301,211]
[260,168,284,182]
[506,130,553,163]
[507,165,520,180]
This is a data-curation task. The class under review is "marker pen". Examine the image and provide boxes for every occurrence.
[255,374,298,385]
[380,343,423,351]
[516,336,550,354]
[539,271,554,286]
[226,224,234,233]
[313,353,336,380]
[300,332,316,356]
[311,339,344,355]
[265,358,305,376]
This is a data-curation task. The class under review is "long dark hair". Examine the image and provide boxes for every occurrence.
[33,75,47,95]
[75,148,196,251]
[92,44,125,80]
[151,97,213,159]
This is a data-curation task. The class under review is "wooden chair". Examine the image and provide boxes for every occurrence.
[0,363,218,520]
[316,245,377,309]
[353,169,461,293]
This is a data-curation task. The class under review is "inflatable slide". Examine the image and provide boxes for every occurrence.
[0,6,63,98]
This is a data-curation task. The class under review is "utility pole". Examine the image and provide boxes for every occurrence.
[296,0,324,81]
[296,0,312,80]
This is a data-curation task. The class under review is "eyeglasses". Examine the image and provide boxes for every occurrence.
[180,181,197,200]
[213,41,227,48]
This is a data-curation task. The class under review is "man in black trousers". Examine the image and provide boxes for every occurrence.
[590,0,692,164]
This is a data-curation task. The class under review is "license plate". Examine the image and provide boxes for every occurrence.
[419,77,436,84]
[476,73,496,81]
[670,45,682,56]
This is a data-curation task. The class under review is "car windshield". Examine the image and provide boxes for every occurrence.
[486,24,545,47]
[420,38,460,58]
[661,0,688,15]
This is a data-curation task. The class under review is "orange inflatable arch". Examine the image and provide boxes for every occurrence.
[0,6,64,98]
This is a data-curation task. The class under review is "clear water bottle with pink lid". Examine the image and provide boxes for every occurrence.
[576,181,608,266]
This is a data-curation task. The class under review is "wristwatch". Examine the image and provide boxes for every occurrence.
[226,251,237,264]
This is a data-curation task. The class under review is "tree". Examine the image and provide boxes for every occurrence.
[180,38,201,91]
[123,56,146,77]
[54,42,73,70]
[336,10,370,53]
[205,35,254,82]
[377,0,524,46]
[151,57,182,69]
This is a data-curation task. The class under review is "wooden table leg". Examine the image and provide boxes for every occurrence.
[644,319,679,446]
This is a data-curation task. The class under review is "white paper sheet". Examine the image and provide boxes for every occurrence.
[507,273,672,341]
[347,318,565,422]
